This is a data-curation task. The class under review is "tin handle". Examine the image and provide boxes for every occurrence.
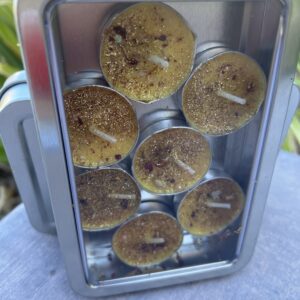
[0,71,55,234]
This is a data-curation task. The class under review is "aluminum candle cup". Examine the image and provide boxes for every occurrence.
[132,110,211,195]
[140,189,174,205]
[64,85,139,168]
[176,177,245,237]
[100,2,196,103]
[76,168,141,231]
[112,201,183,267]
[182,51,267,136]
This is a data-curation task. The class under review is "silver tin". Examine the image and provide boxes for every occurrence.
[140,189,174,206]
[174,170,245,257]
[139,200,174,216]
[131,109,212,196]
[66,69,106,89]
[13,0,300,297]
[99,2,197,104]
[0,71,55,234]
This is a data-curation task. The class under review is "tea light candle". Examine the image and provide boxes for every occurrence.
[100,2,196,103]
[112,212,183,267]
[64,85,138,168]
[132,127,211,195]
[177,178,244,236]
[76,168,141,231]
[182,51,267,135]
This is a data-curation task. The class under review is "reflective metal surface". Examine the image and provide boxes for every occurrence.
[0,72,55,233]
[13,0,300,297]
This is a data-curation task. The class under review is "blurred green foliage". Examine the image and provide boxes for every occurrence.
[282,60,300,153]
[0,2,22,165]
[0,2,22,86]
[0,1,299,165]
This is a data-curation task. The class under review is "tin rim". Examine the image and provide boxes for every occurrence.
[63,84,140,170]
[99,2,198,104]
[131,126,212,196]
[181,50,267,137]
[76,167,141,232]
[112,211,183,268]
[176,176,246,237]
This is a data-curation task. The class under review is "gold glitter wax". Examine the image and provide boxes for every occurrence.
[182,51,267,135]
[76,169,140,230]
[64,86,138,168]
[177,178,244,236]
[133,128,211,194]
[112,212,183,267]
[100,3,196,103]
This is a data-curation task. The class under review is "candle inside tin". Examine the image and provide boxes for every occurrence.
[177,178,244,236]
[100,2,196,103]
[133,128,211,194]
[76,169,140,230]
[182,51,266,135]
[112,212,182,267]
[64,85,138,168]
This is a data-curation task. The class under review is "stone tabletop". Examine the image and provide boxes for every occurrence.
[1,151,300,300]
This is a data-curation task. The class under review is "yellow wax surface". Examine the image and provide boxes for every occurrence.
[112,212,182,267]
[64,85,138,168]
[100,3,195,103]
[133,127,211,194]
[177,178,244,236]
[183,52,266,135]
[76,169,140,230]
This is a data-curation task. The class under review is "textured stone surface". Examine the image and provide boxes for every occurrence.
[0,151,299,300]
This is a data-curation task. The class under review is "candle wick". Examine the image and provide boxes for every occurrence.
[206,202,231,209]
[148,55,169,69]
[108,194,136,200]
[174,158,196,175]
[217,89,247,105]
[145,237,165,244]
[89,126,117,144]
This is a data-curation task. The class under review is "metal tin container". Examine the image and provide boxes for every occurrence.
[1,0,298,297]
[131,109,212,195]
[140,189,174,205]
[174,170,245,257]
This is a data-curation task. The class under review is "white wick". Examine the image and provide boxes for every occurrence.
[217,89,247,105]
[206,202,231,209]
[148,55,169,69]
[89,126,117,144]
[174,159,196,175]
[145,237,165,244]
[108,194,136,200]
